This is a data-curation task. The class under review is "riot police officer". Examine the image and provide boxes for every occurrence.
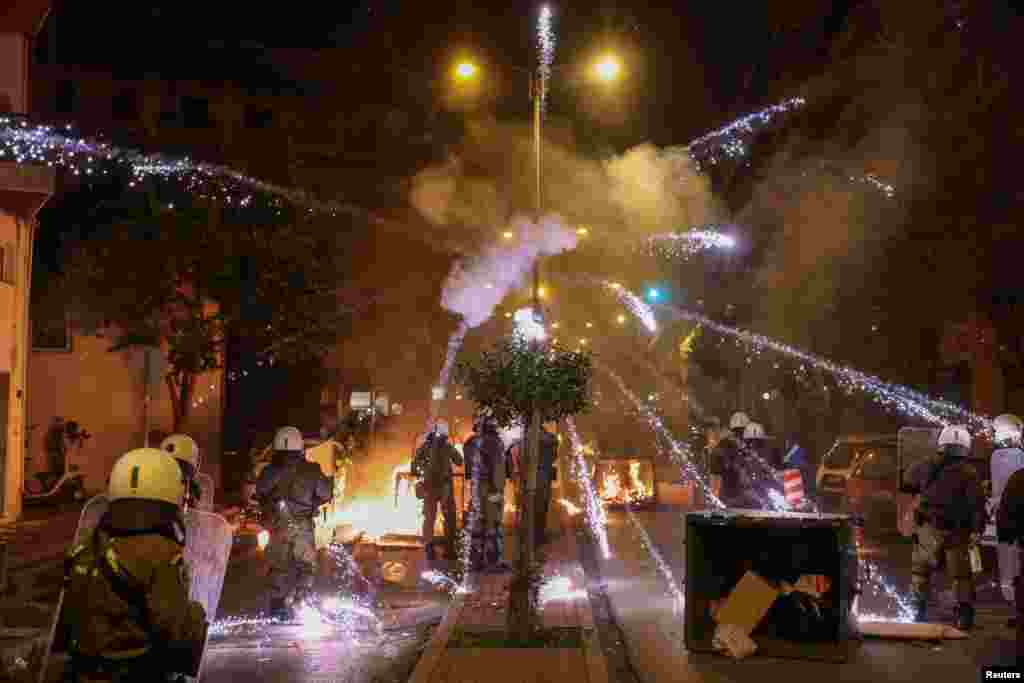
[255,426,332,620]
[59,448,208,682]
[902,425,987,629]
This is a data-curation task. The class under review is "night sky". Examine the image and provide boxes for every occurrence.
[37,1,850,145]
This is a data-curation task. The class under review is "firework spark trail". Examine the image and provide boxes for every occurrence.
[595,277,972,430]
[646,228,737,261]
[0,115,380,218]
[537,5,556,110]
[684,97,805,168]
[582,275,986,431]
[654,303,990,433]
[624,504,687,616]
[604,281,657,333]
[457,444,484,592]
[563,418,611,558]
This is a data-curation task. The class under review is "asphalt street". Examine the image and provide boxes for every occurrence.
[199,536,446,683]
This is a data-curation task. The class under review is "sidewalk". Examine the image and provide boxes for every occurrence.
[409,497,610,683]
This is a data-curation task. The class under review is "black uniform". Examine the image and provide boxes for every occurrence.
[902,451,986,626]
[255,452,333,615]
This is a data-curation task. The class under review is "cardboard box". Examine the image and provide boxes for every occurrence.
[715,571,780,635]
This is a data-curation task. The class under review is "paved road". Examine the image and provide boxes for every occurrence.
[199,538,445,683]
[590,506,1020,682]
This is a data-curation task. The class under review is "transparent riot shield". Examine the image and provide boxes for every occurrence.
[38,495,112,682]
[184,509,232,682]
[194,472,215,512]
[74,494,110,544]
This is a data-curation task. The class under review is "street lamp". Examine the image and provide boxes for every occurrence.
[592,55,622,83]
[454,60,479,81]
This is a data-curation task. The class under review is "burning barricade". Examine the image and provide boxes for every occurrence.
[594,459,656,508]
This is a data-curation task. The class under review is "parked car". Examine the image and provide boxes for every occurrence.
[816,434,898,513]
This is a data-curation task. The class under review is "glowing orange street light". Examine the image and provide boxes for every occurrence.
[454,61,479,81]
[592,55,622,83]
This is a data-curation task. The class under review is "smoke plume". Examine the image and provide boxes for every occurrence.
[440,214,577,328]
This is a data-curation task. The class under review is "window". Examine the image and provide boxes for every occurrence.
[111,89,139,120]
[245,105,273,129]
[181,96,212,128]
[32,310,71,352]
[55,80,77,114]
[0,243,14,285]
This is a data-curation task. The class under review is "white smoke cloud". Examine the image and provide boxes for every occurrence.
[440,214,577,328]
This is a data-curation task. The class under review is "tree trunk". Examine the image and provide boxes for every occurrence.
[508,408,541,641]
[167,371,195,432]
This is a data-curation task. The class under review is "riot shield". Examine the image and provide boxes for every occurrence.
[184,509,232,681]
[989,448,1024,601]
[194,472,215,512]
[74,494,110,544]
[896,428,940,539]
[38,495,112,682]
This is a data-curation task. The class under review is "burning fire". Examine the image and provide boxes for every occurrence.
[559,498,582,516]
[330,462,443,541]
[598,461,654,505]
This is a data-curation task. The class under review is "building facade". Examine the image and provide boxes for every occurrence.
[0,2,54,522]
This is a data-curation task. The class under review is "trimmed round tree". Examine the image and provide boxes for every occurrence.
[455,334,593,641]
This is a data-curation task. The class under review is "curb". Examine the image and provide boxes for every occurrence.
[407,589,467,683]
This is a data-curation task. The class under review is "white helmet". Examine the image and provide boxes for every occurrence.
[274,426,304,452]
[501,424,523,445]
[743,422,766,441]
[937,425,972,452]
[994,414,1023,445]
[109,448,185,506]
[729,412,751,431]
[435,420,449,437]
[160,434,199,470]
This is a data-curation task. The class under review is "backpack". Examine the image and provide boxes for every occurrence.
[920,456,978,529]
[260,463,306,524]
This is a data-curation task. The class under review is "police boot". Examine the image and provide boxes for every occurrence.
[955,603,975,631]
[269,597,290,622]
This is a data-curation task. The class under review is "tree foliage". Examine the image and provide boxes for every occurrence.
[453,335,594,426]
[57,178,358,430]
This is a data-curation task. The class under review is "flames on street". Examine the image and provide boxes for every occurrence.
[596,460,654,506]
[330,462,444,542]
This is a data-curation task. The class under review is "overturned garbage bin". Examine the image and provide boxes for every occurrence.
[684,509,859,662]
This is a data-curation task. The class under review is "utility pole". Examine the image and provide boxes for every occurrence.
[519,70,544,631]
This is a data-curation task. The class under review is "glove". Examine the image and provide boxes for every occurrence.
[487,493,502,504]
